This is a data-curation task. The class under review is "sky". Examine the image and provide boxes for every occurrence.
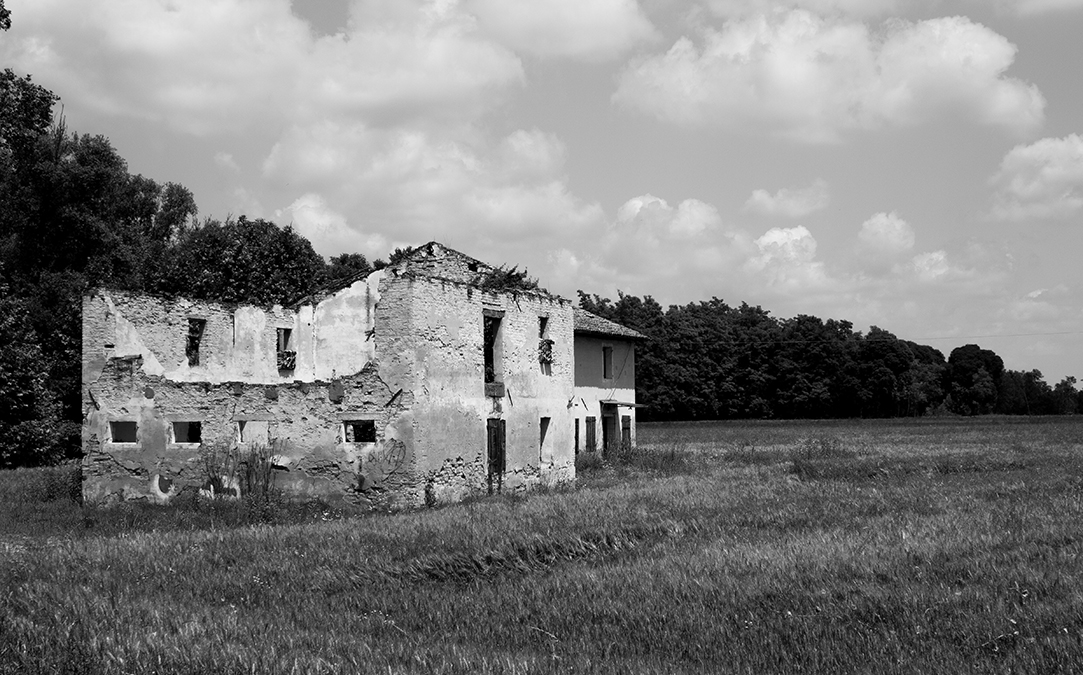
[3,0,1083,382]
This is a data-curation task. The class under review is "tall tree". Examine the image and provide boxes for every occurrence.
[161,216,325,305]
[0,282,64,468]
[946,344,1004,415]
[326,252,375,284]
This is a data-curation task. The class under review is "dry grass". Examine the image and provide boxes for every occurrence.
[4,417,1083,673]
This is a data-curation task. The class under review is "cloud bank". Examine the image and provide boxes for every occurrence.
[613,11,1045,142]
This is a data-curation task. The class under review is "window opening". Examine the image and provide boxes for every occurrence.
[172,421,202,444]
[538,316,553,376]
[483,315,502,384]
[110,421,137,443]
[344,420,377,443]
[602,346,613,379]
[574,418,580,455]
[277,327,296,371]
[186,318,206,366]
[585,416,597,452]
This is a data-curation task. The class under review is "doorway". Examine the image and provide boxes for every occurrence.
[486,418,506,494]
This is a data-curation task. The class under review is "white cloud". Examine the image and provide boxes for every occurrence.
[910,250,952,282]
[990,134,1083,221]
[276,193,388,258]
[1,0,523,135]
[261,125,605,257]
[466,0,657,61]
[746,225,831,291]
[613,11,1044,142]
[744,179,830,217]
[858,211,914,255]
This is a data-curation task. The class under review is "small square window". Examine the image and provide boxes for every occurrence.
[344,420,377,443]
[172,421,202,444]
[110,421,138,443]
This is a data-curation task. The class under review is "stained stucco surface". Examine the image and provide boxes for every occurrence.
[82,246,585,508]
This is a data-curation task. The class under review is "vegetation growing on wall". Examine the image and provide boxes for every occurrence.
[477,264,541,294]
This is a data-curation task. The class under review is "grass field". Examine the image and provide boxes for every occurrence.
[4,417,1083,674]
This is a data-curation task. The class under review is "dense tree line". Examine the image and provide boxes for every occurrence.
[579,292,1083,422]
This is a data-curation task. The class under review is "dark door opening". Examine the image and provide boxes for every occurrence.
[486,418,506,494]
[602,408,617,457]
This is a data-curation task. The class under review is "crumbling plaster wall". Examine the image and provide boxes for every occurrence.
[83,284,381,386]
[82,264,578,508]
[82,284,410,506]
[379,271,576,504]
[82,358,412,505]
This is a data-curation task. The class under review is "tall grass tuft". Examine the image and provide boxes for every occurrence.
[200,440,282,501]
[609,441,689,474]
[574,450,605,474]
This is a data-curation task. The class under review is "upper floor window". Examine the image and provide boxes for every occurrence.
[538,316,553,376]
[483,310,506,397]
[603,346,613,379]
[186,318,206,366]
[277,328,296,371]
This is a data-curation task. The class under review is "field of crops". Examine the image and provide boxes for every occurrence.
[4,417,1083,674]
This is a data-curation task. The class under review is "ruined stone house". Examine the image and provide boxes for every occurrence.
[81,242,645,508]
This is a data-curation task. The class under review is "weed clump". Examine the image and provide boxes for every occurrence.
[575,450,604,474]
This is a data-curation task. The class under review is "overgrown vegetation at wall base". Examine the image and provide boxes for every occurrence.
[4,417,1083,673]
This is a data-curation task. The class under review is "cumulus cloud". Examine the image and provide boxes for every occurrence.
[613,11,1045,142]
[261,125,605,256]
[745,225,831,291]
[744,179,830,217]
[989,134,1083,221]
[277,193,388,258]
[1,0,523,135]
[466,0,657,61]
[858,211,914,255]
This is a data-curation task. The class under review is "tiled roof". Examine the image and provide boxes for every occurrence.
[573,308,648,341]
